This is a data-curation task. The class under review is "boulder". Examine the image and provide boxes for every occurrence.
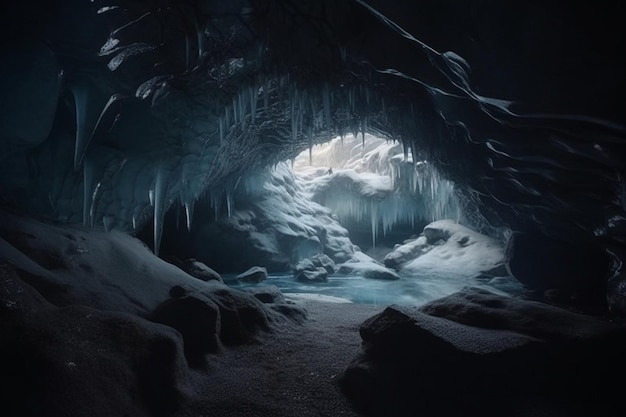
[243,285,286,304]
[422,222,452,244]
[294,258,316,273]
[150,294,221,365]
[338,251,400,280]
[383,236,431,271]
[295,267,328,282]
[339,287,626,417]
[0,305,188,417]
[180,258,223,283]
[269,303,309,323]
[505,232,611,311]
[208,287,272,345]
[236,266,268,284]
[311,253,336,274]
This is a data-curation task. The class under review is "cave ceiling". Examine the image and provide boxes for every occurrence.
[0,0,625,254]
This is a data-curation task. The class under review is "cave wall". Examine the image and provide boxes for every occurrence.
[1,0,625,310]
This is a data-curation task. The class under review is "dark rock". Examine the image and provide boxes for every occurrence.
[168,285,186,298]
[180,258,223,283]
[337,263,399,281]
[209,288,271,345]
[295,267,328,282]
[608,272,626,315]
[236,266,268,284]
[423,223,451,244]
[269,303,309,323]
[0,261,55,314]
[294,258,316,273]
[150,295,220,365]
[0,305,187,417]
[339,287,626,417]
[361,268,400,281]
[311,253,336,273]
[475,262,509,279]
[243,285,286,304]
[505,232,611,311]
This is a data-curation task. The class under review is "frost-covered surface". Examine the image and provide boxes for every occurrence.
[187,162,403,281]
[293,133,401,175]
[386,219,507,280]
[337,251,400,281]
[294,134,459,247]
[223,163,358,268]
[0,209,281,320]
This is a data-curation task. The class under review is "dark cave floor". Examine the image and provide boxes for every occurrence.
[173,298,383,417]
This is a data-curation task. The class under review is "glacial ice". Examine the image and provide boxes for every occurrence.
[294,134,459,247]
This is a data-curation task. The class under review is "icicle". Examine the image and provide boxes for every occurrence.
[298,93,304,136]
[153,167,167,256]
[381,98,387,125]
[219,117,224,144]
[348,87,355,113]
[361,116,367,144]
[83,158,95,226]
[291,89,298,143]
[103,216,115,232]
[371,200,378,248]
[72,85,90,171]
[184,199,194,231]
[263,78,270,111]
[210,190,222,219]
[148,188,155,206]
[184,33,191,71]
[249,85,257,124]
[238,90,246,129]
[89,182,102,229]
[226,189,233,218]
[307,125,313,164]
[196,26,205,62]
[323,84,332,137]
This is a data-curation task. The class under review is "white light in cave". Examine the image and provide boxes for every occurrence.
[292,134,460,247]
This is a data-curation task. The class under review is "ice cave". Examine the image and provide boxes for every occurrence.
[1,1,625,417]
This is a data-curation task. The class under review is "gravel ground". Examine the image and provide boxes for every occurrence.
[173,297,384,417]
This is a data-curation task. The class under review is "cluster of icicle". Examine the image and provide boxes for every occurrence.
[77,29,399,257]
[316,159,459,248]
[62,0,466,256]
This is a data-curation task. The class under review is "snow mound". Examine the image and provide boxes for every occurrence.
[387,219,506,279]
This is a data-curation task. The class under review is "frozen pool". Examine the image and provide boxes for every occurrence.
[224,271,522,307]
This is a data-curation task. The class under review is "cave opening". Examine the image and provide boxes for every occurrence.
[290,133,459,258]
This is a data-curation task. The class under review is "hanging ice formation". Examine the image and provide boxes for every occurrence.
[295,135,460,247]
[153,167,168,257]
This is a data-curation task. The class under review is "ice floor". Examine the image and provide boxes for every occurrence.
[225,272,523,307]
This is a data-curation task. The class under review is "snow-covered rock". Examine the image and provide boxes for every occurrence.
[295,267,329,283]
[178,163,358,272]
[337,251,400,281]
[385,219,506,279]
[180,258,223,283]
[236,266,268,283]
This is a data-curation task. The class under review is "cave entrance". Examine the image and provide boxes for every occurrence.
[291,133,459,261]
